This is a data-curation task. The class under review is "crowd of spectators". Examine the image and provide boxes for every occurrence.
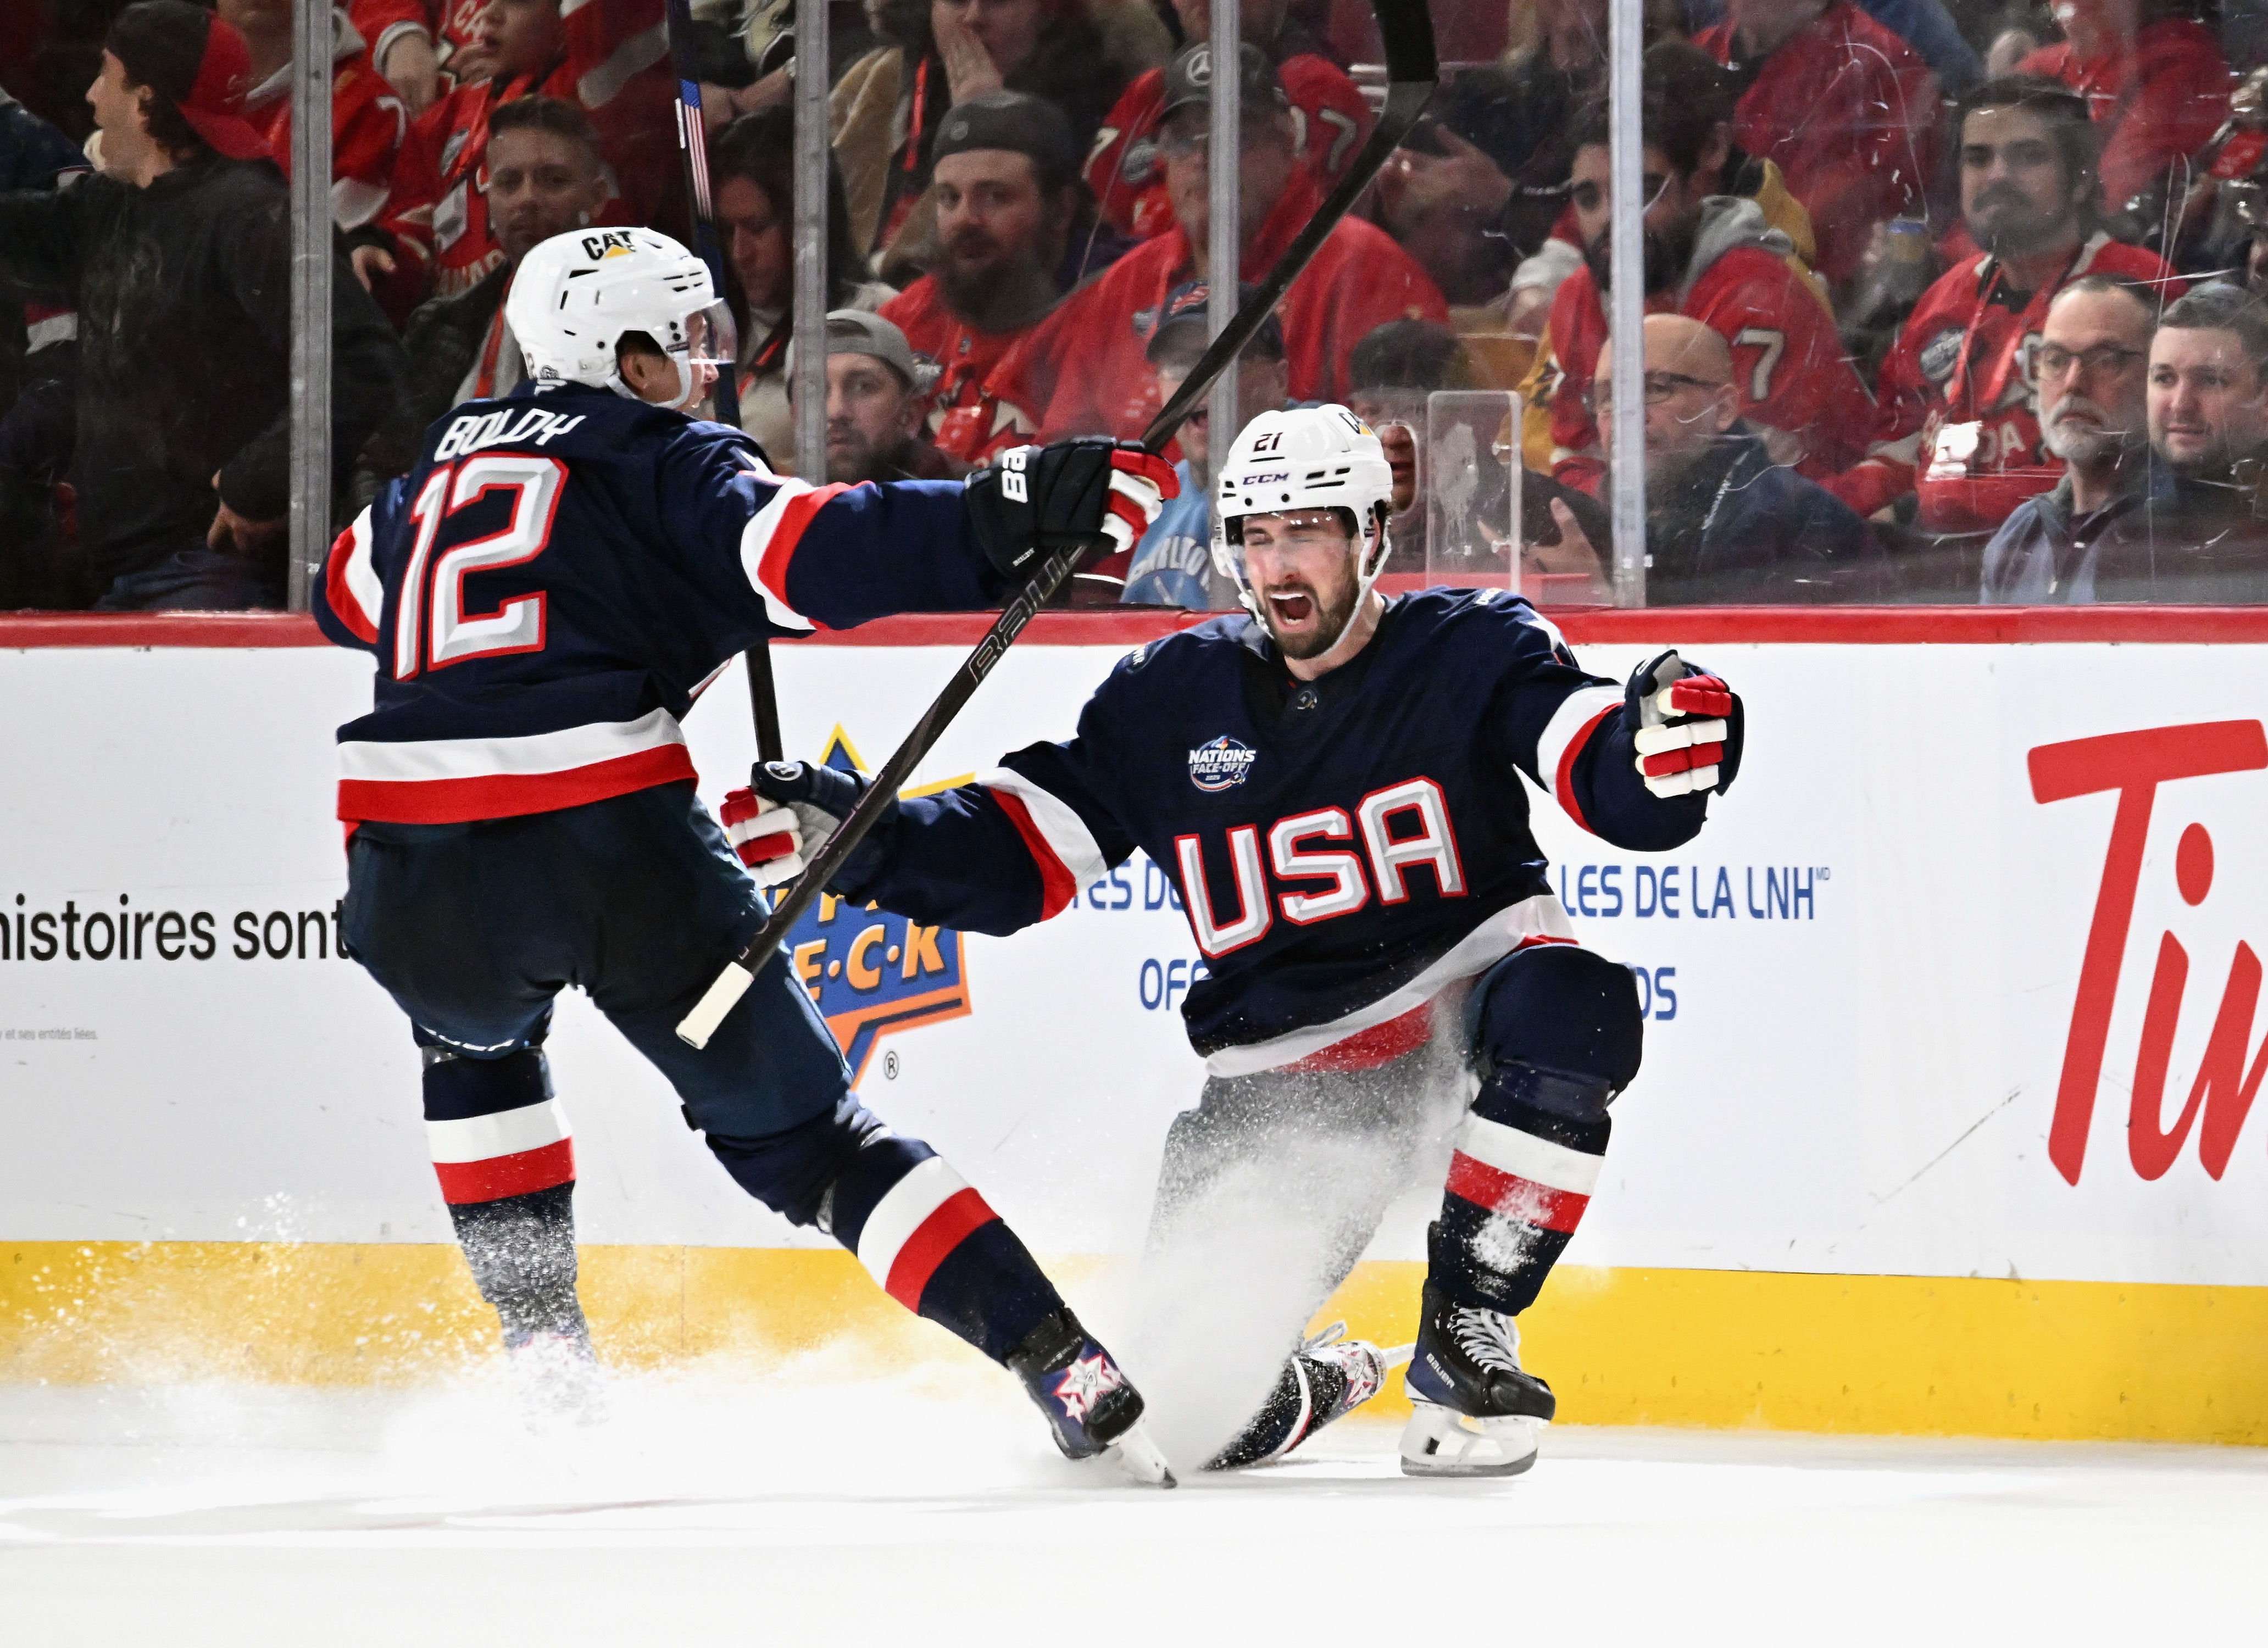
[8,0,2268,610]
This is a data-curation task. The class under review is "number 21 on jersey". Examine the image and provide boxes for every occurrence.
[393,454,565,680]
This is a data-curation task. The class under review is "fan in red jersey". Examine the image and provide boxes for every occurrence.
[1085,0,1368,241]
[1693,0,1940,289]
[881,92,1085,465]
[414,0,673,299]
[1839,76,2182,538]
[1531,46,1875,495]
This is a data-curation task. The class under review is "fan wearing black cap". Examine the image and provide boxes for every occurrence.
[879,91,1086,467]
[0,0,405,611]
[986,43,1446,448]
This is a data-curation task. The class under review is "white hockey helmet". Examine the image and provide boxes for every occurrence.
[505,226,737,408]
[1211,404,1396,644]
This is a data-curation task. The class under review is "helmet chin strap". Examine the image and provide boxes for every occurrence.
[603,352,696,409]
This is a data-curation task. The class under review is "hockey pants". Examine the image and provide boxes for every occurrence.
[340,781,1061,1361]
[1133,938,1642,1457]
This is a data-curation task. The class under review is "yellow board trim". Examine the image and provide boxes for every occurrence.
[7,1243,2266,1445]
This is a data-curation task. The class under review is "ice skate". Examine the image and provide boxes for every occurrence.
[1007,1309,1176,1488]
[1399,1283,1552,1478]
[1207,1323,1413,1470]
[504,1325,609,1431]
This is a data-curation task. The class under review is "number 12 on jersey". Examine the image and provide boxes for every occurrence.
[394,454,566,680]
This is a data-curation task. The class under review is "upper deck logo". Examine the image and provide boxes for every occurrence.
[1189,736,1257,792]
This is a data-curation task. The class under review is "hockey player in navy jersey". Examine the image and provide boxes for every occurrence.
[310,226,1179,1482]
[732,404,1742,1477]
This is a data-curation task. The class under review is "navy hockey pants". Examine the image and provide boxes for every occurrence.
[341,780,857,1223]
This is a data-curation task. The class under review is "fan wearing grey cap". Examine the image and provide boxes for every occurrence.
[986,42,1445,445]
[0,0,405,610]
[1121,279,1288,609]
[786,310,970,485]
[880,91,1090,467]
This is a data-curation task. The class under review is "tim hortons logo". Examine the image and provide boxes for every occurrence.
[2030,720,2268,1184]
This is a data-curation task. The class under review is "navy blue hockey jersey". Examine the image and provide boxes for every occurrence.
[839,590,1710,1075]
[313,382,994,823]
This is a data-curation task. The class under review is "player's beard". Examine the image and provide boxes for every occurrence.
[1257,570,1360,660]
[937,230,1060,334]
[1969,187,2071,261]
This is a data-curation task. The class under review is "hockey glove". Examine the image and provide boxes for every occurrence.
[1624,649,1743,799]
[964,438,1179,582]
[720,760,868,888]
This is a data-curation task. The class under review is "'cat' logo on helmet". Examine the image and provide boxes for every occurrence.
[579,230,640,260]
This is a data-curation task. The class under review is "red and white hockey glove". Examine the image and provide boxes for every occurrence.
[719,760,869,888]
[965,438,1180,581]
[1624,649,1742,799]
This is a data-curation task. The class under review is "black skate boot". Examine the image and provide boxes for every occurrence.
[1007,1308,1175,1486]
[1400,1280,1554,1477]
[1207,1323,1411,1470]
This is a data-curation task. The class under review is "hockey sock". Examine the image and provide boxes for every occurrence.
[424,1045,587,1341]
[1430,1065,1611,1314]
[822,1133,1063,1363]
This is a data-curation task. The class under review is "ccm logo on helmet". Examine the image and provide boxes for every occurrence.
[579,230,641,259]
[1239,471,1288,486]
[1175,778,1466,956]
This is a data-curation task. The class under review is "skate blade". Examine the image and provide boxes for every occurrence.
[1381,1343,1415,1369]
[1397,1401,1539,1479]
[1109,1419,1178,1488]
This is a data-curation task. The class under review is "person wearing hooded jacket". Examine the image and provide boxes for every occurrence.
[0,1,405,610]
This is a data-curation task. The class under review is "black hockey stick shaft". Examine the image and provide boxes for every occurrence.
[663,0,783,761]
[678,0,1437,1045]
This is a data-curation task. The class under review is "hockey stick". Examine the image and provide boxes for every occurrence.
[663,0,786,762]
[676,0,1438,1047]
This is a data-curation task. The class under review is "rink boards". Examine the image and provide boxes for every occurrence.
[3,606,2267,1442]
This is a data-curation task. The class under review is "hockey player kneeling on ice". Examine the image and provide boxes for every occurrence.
[311,226,1178,1482]
[728,405,1741,1478]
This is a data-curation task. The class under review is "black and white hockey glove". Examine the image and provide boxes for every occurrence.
[720,760,868,889]
[964,437,1178,581]
[1624,650,1743,799]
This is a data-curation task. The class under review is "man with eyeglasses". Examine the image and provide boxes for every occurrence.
[2087,283,2268,600]
[1979,275,2154,602]
[985,43,1444,447]
[1555,315,1875,602]
[1838,78,2180,544]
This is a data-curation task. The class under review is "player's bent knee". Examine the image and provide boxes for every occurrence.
[1467,944,1644,1106]
[700,1093,887,1226]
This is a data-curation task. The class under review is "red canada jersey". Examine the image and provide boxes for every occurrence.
[2020,21,2230,213]
[1853,233,2181,534]
[348,0,491,89]
[415,1,676,298]
[1544,246,1874,485]
[987,168,1447,443]
[246,44,413,235]
[880,276,1043,463]
[1696,2,1938,288]
[1085,53,1371,240]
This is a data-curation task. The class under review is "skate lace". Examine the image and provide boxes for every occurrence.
[1299,1321,1348,1354]
[1448,1306,1521,1373]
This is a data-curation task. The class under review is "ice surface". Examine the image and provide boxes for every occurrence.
[2,1369,2263,1644]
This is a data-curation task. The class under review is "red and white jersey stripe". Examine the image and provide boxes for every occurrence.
[1204,896,1575,1078]
[981,767,1108,920]
[854,1155,1003,1312]
[426,1098,575,1204]
[337,708,696,823]
[325,508,385,645]
[1446,1111,1603,1234]
[1535,684,1622,835]
[740,476,852,633]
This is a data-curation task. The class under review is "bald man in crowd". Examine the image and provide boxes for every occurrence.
[1552,315,1878,603]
